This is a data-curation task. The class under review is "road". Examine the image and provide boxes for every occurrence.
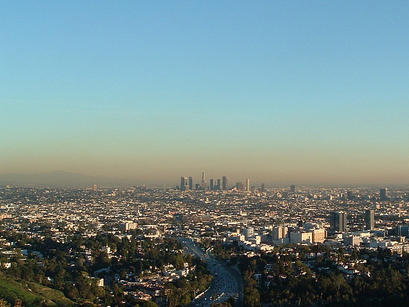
[179,238,243,307]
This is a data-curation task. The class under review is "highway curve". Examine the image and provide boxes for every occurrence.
[179,238,243,307]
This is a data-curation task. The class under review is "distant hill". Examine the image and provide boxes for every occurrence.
[0,171,104,187]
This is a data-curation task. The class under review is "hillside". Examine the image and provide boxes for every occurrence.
[0,276,74,307]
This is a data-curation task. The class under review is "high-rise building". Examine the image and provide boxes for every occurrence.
[188,176,193,190]
[290,185,295,193]
[180,176,188,191]
[209,179,214,191]
[222,176,228,190]
[312,229,327,243]
[216,179,221,190]
[272,225,288,240]
[246,178,250,191]
[347,191,354,200]
[201,171,206,187]
[380,188,388,201]
[365,209,375,230]
[330,211,348,233]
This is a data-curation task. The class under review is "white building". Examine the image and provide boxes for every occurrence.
[312,229,326,243]
[121,222,138,231]
[290,231,312,244]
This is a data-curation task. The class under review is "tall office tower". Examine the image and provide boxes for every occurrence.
[365,209,375,230]
[188,176,193,190]
[209,179,214,191]
[347,191,354,200]
[93,184,97,192]
[201,171,206,187]
[290,185,296,193]
[261,183,265,192]
[222,176,228,190]
[246,178,250,191]
[272,225,288,240]
[216,179,221,190]
[180,176,188,191]
[330,211,348,233]
[380,188,388,201]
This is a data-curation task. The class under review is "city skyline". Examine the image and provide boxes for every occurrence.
[2,1,409,185]
[0,169,405,188]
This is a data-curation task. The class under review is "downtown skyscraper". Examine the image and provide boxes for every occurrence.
[222,176,228,190]
[365,209,375,230]
[180,176,188,191]
[201,171,206,189]
[330,211,348,233]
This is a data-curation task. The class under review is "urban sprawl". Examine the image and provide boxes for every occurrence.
[1,173,409,306]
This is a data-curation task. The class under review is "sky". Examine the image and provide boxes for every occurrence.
[1,1,409,185]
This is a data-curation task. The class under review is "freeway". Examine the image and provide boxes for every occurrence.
[179,238,243,307]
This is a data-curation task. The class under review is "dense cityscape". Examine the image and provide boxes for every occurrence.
[1,173,409,306]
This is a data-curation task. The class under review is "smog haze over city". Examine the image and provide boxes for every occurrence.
[2,2,409,307]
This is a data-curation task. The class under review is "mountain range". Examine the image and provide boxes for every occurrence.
[0,171,112,187]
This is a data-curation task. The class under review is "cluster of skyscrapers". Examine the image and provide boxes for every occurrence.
[180,176,194,191]
[330,209,375,233]
[328,188,388,233]
[345,188,388,201]
[179,172,252,192]
[180,172,229,191]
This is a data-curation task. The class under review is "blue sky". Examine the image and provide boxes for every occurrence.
[1,1,409,184]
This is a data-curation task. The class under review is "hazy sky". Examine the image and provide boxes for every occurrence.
[1,1,409,185]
